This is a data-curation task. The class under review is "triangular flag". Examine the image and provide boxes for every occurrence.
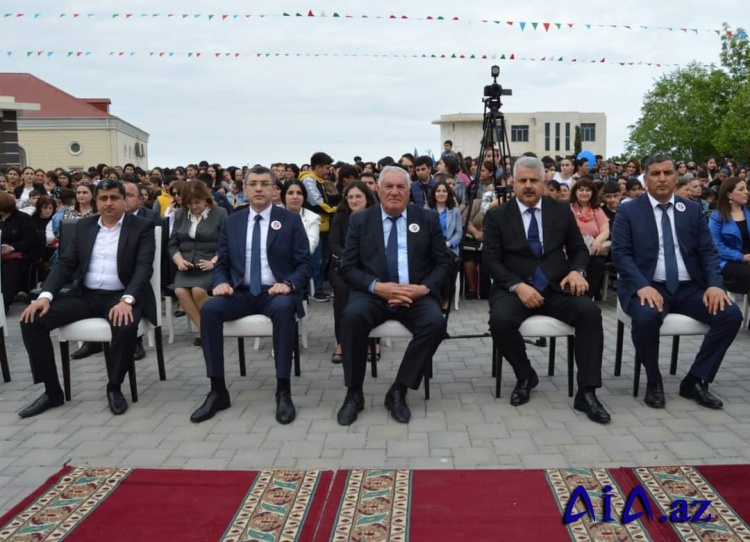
[169,52,175,57]
[125,13,132,18]
[307,10,315,16]
[214,52,221,57]
[585,24,591,30]
[196,52,201,57]
[506,21,513,26]
[159,52,165,57]
[37,51,43,57]
[426,15,433,20]
[452,16,459,21]
[76,51,83,57]
[222,14,228,20]
[558,57,563,61]
[555,23,561,30]
[182,14,188,18]
[34,14,41,19]
[208,14,214,20]
[600,58,605,63]
[437,16,444,20]
[510,54,515,59]
[519,22,526,31]
[568,23,573,28]
[112,14,119,18]
[67,51,73,57]
[283,12,290,16]
[188,52,193,57]
[500,54,506,59]
[543,22,550,32]
[531,22,538,30]
[319,10,327,17]
[333,12,340,17]
[119,52,125,56]
[26,51,33,57]
[235,52,240,57]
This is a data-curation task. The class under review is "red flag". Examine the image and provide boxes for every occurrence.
[76,51,82,57]
[509,54,515,60]
[126,13,132,18]
[119,52,125,56]
[214,52,221,57]
[159,52,165,57]
[543,22,550,31]
[222,14,228,20]
[600,58,605,62]
[506,21,513,26]
[307,10,315,16]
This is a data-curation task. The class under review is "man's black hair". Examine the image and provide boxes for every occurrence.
[310,152,334,168]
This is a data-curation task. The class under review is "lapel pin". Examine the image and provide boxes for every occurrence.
[271,220,282,230]
[675,202,686,212]
[408,223,420,233]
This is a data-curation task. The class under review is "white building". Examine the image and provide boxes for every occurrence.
[432,112,607,159]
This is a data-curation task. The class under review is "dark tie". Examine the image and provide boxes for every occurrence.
[658,203,679,294]
[386,216,400,283]
[527,208,549,292]
[250,214,262,296]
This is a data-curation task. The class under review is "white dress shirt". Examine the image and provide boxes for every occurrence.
[646,193,691,282]
[515,197,544,248]
[244,205,277,287]
[188,208,211,239]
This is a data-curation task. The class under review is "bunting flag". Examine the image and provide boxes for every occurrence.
[0,49,697,68]
[0,12,742,37]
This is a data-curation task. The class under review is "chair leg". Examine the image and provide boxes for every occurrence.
[155,327,166,381]
[633,354,641,397]
[548,337,556,376]
[128,357,138,403]
[60,341,71,401]
[495,346,503,399]
[491,338,497,378]
[238,338,247,377]
[614,322,624,376]
[743,294,750,329]
[253,337,260,350]
[293,322,301,377]
[368,338,378,378]
[567,336,575,398]
[424,360,431,400]
[0,331,10,382]
[670,336,680,376]
[164,296,174,344]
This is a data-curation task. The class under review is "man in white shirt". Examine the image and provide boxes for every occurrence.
[18,179,157,418]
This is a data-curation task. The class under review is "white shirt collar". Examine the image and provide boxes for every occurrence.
[646,192,676,209]
[97,213,125,231]
[380,205,407,221]
[249,204,273,222]
[515,197,542,215]
[188,207,211,222]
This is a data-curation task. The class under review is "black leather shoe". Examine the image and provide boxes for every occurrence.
[192,337,202,347]
[133,341,146,361]
[574,390,611,424]
[275,391,296,425]
[71,342,103,360]
[190,391,231,423]
[384,388,411,423]
[18,393,64,419]
[510,370,539,407]
[107,390,128,415]
[644,380,666,408]
[679,380,723,409]
[331,353,343,364]
[337,392,365,426]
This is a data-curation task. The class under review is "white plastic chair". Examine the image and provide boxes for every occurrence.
[492,316,576,399]
[614,299,709,397]
[367,320,432,399]
[223,315,301,377]
[57,226,166,402]
[0,231,9,382]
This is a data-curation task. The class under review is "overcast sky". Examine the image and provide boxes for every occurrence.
[1,0,745,167]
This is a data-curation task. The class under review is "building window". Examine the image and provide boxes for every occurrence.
[565,123,571,151]
[510,125,529,143]
[68,141,82,155]
[581,123,596,142]
[544,123,550,151]
[555,123,560,152]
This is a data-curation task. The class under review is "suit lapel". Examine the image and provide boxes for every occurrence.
[637,195,659,250]
[507,200,531,255]
[236,208,249,265]
[117,214,132,274]
[406,206,418,282]
[80,218,100,275]
[541,198,554,255]
[371,206,387,278]
[672,196,689,252]
[267,206,280,249]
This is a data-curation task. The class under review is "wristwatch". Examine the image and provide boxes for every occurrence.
[120,295,135,305]
[575,269,587,279]
[282,280,295,292]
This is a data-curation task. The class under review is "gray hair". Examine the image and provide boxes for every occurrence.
[378,165,411,187]
[513,156,545,179]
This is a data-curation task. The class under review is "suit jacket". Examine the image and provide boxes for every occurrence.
[135,206,162,225]
[611,193,723,306]
[43,213,157,324]
[439,206,463,255]
[168,207,227,263]
[213,205,311,317]
[340,204,452,300]
[14,183,47,201]
[708,208,750,270]
[482,196,589,294]
[298,208,321,254]
[0,209,40,258]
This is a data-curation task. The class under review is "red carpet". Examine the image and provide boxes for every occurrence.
[2,465,749,541]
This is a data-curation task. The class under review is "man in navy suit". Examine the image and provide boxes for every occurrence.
[336,166,452,425]
[190,166,311,424]
[612,154,742,409]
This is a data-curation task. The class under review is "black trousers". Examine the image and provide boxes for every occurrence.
[341,291,446,390]
[1,258,31,309]
[489,288,603,389]
[587,255,607,299]
[722,261,750,284]
[330,268,349,344]
[20,290,142,389]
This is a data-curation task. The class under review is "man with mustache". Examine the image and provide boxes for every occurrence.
[483,156,611,423]
[611,154,741,410]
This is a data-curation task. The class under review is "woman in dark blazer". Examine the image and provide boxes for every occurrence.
[709,176,750,286]
[0,191,42,312]
[428,178,463,311]
[13,167,47,210]
[329,181,376,363]
[168,180,227,345]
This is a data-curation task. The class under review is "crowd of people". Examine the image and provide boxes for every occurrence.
[2,145,748,428]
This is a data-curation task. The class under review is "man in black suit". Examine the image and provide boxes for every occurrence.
[337,165,452,425]
[18,179,156,417]
[483,156,611,423]
[189,166,311,425]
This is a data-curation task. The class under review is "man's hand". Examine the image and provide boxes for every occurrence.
[742,253,750,264]
[20,298,50,324]
[268,282,291,296]
[374,282,421,308]
[515,283,544,309]
[212,283,234,297]
[637,286,664,312]
[560,271,589,296]
[703,286,732,315]
[1,244,13,256]
[109,301,133,327]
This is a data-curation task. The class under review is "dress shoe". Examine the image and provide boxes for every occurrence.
[190,390,231,423]
[275,391,296,425]
[133,341,146,361]
[384,388,411,423]
[337,392,365,426]
[192,337,202,347]
[71,342,103,360]
[510,370,539,407]
[644,380,666,408]
[679,379,723,409]
[574,390,611,424]
[107,390,128,415]
[18,393,64,419]
[331,352,343,364]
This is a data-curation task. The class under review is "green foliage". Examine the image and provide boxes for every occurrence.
[625,24,750,162]
[574,125,582,155]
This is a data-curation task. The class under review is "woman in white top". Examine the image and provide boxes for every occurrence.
[283,180,320,255]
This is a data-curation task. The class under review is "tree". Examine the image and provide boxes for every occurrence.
[574,125,582,155]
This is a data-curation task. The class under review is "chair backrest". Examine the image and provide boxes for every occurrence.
[151,226,162,326]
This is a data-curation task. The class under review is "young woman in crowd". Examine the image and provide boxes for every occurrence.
[13,167,47,209]
[570,178,610,299]
[63,182,96,219]
[709,177,750,288]
[283,180,321,258]
[428,178,463,312]
[0,191,40,312]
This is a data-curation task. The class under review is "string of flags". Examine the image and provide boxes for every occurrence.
[0,11,744,38]
[0,50,704,67]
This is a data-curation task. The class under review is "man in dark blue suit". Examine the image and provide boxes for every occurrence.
[336,166,452,425]
[612,154,742,410]
[190,166,311,424]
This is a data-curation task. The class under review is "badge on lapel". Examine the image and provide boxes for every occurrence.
[408,223,420,233]
[271,220,282,230]
[675,202,686,212]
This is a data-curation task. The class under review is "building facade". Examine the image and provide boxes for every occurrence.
[0,74,148,171]
[432,112,607,159]
[0,96,40,168]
